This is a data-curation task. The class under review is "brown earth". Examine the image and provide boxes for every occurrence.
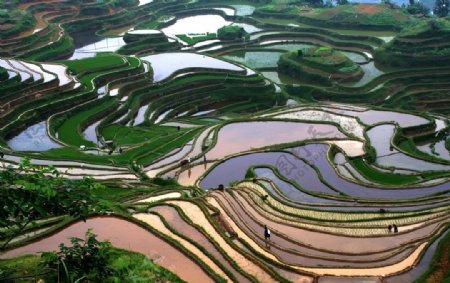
[425,239,450,283]
[354,4,384,15]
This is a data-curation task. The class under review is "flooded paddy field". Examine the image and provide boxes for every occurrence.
[1,1,450,282]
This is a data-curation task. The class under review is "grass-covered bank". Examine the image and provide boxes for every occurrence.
[0,246,185,283]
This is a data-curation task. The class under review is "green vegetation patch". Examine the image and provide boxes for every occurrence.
[0,9,35,38]
[0,66,7,81]
[176,33,217,45]
[61,54,125,74]
[138,15,175,30]
[0,237,184,283]
[382,19,450,56]
[218,25,247,40]
[286,46,357,72]
[278,45,361,84]
[301,4,418,29]
[398,18,450,38]
[58,98,117,147]
[349,157,421,185]
[101,124,183,146]
[0,160,109,249]
[414,229,450,283]
[22,35,75,62]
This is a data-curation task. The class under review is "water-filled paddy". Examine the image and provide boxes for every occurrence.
[200,151,337,196]
[138,0,153,6]
[367,125,450,171]
[69,37,126,60]
[133,104,150,126]
[318,107,429,128]
[417,140,450,162]
[0,217,213,283]
[7,121,62,152]
[162,15,230,37]
[21,61,54,83]
[83,120,101,144]
[223,51,283,69]
[213,7,235,16]
[347,62,384,87]
[211,191,444,255]
[289,144,450,198]
[2,1,449,281]
[41,63,73,86]
[263,42,368,64]
[155,109,173,124]
[149,205,250,282]
[385,229,450,283]
[141,52,244,82]
[261,71,302,85]
[230,5,255,16]
[206,121,346,160]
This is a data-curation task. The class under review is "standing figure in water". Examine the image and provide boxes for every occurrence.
[264,225,271,243]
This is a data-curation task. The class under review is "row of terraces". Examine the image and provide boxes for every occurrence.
[0,1,449,282]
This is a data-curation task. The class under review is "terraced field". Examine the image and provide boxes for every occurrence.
[0,0,450,282]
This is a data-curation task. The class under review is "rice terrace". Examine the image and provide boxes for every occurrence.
[1,0,450,282]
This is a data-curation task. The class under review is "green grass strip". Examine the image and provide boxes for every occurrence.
[349,157,421,186]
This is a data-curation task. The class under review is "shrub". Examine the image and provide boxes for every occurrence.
[42,230,113,282]
[217,25,246,40]
[0,159,108,249]
[0,67,7,81]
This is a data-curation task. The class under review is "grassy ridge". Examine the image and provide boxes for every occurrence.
[176,33,217,44]
[61,54,126,74]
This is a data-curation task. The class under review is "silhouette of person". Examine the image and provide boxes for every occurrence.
[264,225,271,249]
[264,225,271,241]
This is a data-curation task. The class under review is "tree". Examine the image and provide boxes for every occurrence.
[42,230,113,282]
[336,0,348,5]
[434,0,449,17]
[307,0,324,6]
[217,25,246,41]
[407,2,430,15]
[0,159,108,249]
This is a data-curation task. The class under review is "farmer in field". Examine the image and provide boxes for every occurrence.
[264,225,271,249]
[264,225,271,241]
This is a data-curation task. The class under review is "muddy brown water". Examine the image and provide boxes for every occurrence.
[206,121,346,160]
[214,191,419,268]
[150,205,251,283]
[0,217,213,283]
[217,191,441,254]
